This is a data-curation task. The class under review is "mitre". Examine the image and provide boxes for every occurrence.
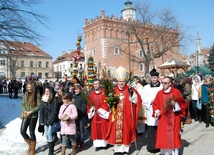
[115,66,127,81]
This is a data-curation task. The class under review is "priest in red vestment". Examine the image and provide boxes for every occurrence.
[87,79,110,151]
[152,76,187,155]
[105,66,142,155]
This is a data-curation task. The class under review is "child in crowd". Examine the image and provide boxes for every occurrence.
[58,93,78,155]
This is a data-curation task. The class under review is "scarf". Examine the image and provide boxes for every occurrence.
[42,94,49,102]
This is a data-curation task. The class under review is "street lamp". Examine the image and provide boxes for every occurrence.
[196,50,199,74]
[196,32,201,74]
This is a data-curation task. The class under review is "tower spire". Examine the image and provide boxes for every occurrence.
[121,0,136,21]
[196,31,201,54]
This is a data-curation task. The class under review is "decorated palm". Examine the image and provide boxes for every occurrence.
[102,68,119,122]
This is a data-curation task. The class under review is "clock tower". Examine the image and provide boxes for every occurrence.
[121,0,136,21]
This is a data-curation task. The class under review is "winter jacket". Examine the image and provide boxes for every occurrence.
[58,103,78,135]
[21,92,41,118]
[39,99,55,125]
[183,83,191,101]
[73,93,87,119]
[191,83,202,100]
[201,84,214,104]
[52,97,63,123]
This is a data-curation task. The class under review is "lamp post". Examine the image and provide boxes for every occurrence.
[196,50,199,74]
[196,32,201,74]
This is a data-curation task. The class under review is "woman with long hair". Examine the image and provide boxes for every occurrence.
[191,75,203,122]
[20,82,41,155]
[39,86,55,155]
[52,87,65,144]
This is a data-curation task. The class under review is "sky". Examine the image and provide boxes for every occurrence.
[31,0,214,60]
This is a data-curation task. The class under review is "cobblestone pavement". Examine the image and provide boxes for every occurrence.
[35,120,214,155]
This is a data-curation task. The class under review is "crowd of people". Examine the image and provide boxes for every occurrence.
[0,78,23,98]
[5,66,213,155]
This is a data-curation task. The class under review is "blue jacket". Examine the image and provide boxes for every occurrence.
[201,84,214,104]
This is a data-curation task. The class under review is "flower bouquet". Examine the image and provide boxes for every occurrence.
[102,69,119,122]
[208,87,214,126]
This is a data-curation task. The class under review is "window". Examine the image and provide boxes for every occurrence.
[92,49,95,56]
[19,48,24,52]
[38,72,42,78]
[139,49,143,57]
[139,63,144,71]
[30,61,33,67]
[45,73,49,78]
[38,61,42,68]
[46,62,49,68]
[0,60,6,66]
[21,61,24,67]
[20,72,25,77]
[114,47,120,55]
[27,48,32,52]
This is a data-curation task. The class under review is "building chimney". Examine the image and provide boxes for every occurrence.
[62,51,66,56]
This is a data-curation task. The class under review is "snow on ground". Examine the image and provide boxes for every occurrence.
[0,95,46,155]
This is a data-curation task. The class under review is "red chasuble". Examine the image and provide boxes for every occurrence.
[152,86,187,149]
[87,89,109,140]
[106,85,142,145]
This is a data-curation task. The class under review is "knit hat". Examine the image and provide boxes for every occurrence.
[174,77,181,82]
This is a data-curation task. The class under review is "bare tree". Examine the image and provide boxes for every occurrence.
[0,0,48,78]
[0,0,48,43]
[8,54,20,78]
[125,0,191,76]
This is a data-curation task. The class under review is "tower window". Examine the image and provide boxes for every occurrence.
[139,63,144,71]
[114,47,120,55]
[92,49,96,56]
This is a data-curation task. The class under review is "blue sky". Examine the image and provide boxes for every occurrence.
[34,0,214,60]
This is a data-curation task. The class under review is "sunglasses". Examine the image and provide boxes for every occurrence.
[161,82,170,85]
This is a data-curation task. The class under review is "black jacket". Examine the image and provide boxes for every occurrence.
[39,99,56,125]
[73,93,87,118]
